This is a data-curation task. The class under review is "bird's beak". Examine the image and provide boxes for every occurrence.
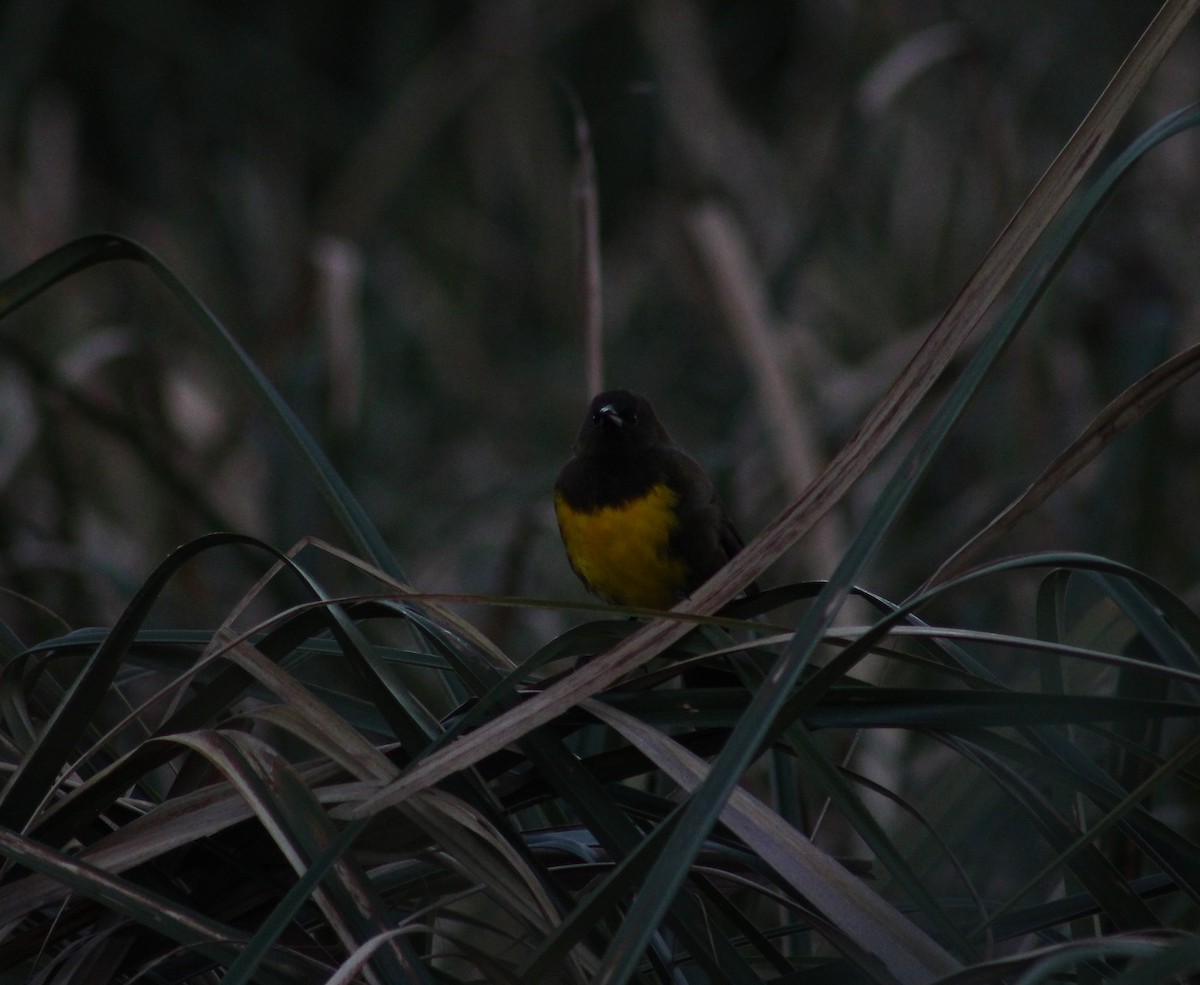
[598,403,622,426]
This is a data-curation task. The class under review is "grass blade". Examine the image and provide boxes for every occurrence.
[0,235,399,578]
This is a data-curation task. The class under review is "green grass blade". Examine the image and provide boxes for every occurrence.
[0,532,266,832]
[1104,933,1200,984]
[0,234,400,578]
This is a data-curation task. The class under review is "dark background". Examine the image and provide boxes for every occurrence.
[0,0,1197,647]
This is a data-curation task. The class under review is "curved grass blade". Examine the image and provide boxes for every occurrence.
[516,806,685,983]
[776,721,974,959]
[0,234,399,579]
[0,764,299,920]
[1081,569,1200,700]
[953,739,1161,934]
[588,701,958,981]
[765,558,1200,936]
[952,694,1200,910]
[0,532,274,833]
[988,873,1177,943]
[1104,933,1200,985]
[0,617,25,660]
[973,728,1200,935]
[224,642,597,984]
[166,730,424,985]
[927,340,1200,588]
[798,552,1200,904]
[9,536,405,849]
[927,935,1175,985]
[514,740,768,985]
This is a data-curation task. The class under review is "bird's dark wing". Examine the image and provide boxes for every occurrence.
[661,447,760,596]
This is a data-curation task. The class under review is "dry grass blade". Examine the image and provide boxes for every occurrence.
[302,538,517,671]
[165,731,389,965]
[216,631,569,959]
[417,788,599,980]
[925,340,1200,589]
[559,80,604,396]
[585,700,960,982]
[349,0,1199,820]
[324,927,440,985]
[0,774,265,920]
[0,825,283,971]
[686,201,845,575]
[217,631,398,781]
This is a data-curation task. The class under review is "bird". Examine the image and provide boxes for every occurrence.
[553,389,754,610]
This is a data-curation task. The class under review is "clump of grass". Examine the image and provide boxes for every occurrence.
[0,4,1198,984]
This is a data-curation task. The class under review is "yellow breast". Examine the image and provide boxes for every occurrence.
[554,483,688,609]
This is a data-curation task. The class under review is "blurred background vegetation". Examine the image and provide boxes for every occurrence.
[0,0,1197,649]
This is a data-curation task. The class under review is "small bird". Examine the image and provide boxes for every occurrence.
[554,389,753,610]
